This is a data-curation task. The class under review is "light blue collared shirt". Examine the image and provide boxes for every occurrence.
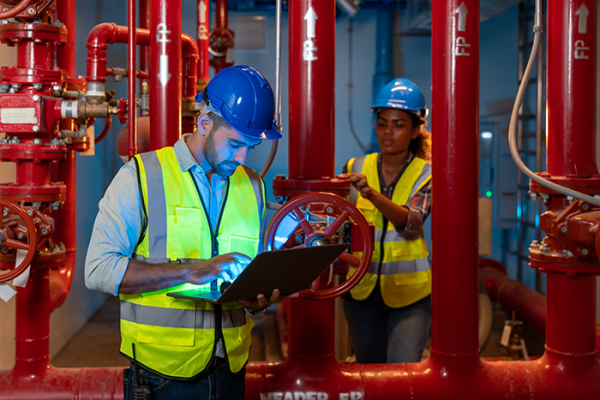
[84,135,265,296]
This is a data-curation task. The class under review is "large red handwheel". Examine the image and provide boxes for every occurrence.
[0,200,38,283]
[266,192,373,300]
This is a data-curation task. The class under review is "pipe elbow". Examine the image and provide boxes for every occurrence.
[87,22,120,48]
[181,34,200,60]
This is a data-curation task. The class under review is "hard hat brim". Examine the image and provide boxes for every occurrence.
[237,123,283,140]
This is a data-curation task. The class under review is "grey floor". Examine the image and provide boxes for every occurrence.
[51,297,282,367]
[51,297,544,368]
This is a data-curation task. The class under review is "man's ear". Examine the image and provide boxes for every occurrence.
[197,114,212,136]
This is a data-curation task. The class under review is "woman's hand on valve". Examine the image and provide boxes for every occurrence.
[190,252,251,284]
[338,173,374,200]
[237,289,300,316]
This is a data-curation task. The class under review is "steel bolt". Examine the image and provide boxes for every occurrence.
[566,195,574,204]
[595,195,600,200]
[2,8,8,11]
[26,209,33,216]
[560,226,567,233]
[529,193,538,201]
[32,94,39,101]
[582,249,589,256]
[2,210,6,216]
[41,228,48,235]
[530,240,540,248]
[17,233,23,239]
[540,243,549,253]
[326,206,334,214]
[28,8,35,15]
[33,138,42,144]
[32,126,39,132]
[582,203,589,211]
[541,194,550,203]
[295,235,304,244]
[33,83,42,90]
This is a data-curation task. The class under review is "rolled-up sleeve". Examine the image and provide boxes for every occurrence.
[84,161,144,296]
[397,181,432,237]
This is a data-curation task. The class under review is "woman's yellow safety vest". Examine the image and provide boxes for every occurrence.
[347,152,432,308]
[119,147,264,379]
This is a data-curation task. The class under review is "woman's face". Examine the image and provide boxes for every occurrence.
[375,108,420,156]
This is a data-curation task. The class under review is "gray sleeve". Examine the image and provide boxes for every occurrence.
[84,160,146,296]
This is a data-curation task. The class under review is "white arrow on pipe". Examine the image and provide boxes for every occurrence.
[457,2,468,32]
[159,54,171,86]
[576,3,589,34]
[199,0,207,24]
[304,6,317,39]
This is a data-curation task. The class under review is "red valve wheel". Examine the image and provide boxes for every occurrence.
[266,192,373,300]
[0,200,38,283]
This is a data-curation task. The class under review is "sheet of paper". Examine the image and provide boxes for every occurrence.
[0,283,17,302]
[12,249,30,288]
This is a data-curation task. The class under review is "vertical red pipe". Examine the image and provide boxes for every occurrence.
[285,0,336,358]
[546,272,597,355]
[50,0,77,310]
[431,0,480,356]
[139,0,150,75]
[56,0,76,78]
[216,0,227,29]
[150,0,182,150]
[197,0,210,86]
[17,41,51,69]
[288,0,335,180]
[13,270,52,376]
[128,0,137,158]
[547,0,597,176]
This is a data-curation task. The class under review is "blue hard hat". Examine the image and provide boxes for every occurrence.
[372,78,428,118]
[195,65,282,140]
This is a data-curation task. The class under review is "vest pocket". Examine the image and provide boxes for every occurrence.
[226,235,259,259]
[137,296,196,347]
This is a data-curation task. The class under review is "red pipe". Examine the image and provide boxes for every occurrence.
[150,0,182,150]
[139,0,150,75]
[547,0,597,176]
[95,114,113,144]
[197,0,210,86]
[181,34,199,99]
[56,0,76,78]
[128,0,137,159]
[216,0,227,29]
[431,0,480,356]
[480,263,546,333]
[287,0,335,181]
[0,0,30,20]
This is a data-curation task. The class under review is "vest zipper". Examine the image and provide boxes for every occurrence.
[188,172,231,368]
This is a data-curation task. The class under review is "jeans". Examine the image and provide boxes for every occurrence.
[123,361,245,400]
[343,284,431,364]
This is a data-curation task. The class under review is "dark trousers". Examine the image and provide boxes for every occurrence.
[124,361,245,400]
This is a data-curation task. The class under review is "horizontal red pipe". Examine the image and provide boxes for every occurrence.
[86,23,198,85]
[479,263,546,332]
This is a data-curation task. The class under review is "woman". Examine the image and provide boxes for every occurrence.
[341,78,432,364]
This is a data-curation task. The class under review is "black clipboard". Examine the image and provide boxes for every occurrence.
[166,243,349,303]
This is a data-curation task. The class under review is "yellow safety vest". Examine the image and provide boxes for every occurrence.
[119,147,264,379]
[347,152,432,308]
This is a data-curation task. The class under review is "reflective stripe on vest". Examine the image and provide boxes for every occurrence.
[120,147,263,379]
[347,152,432,308]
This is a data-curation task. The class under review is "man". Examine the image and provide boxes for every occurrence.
[85,65,295,399]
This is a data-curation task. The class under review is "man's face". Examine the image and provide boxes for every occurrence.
[203,123,262,177]
[375,108,420,155]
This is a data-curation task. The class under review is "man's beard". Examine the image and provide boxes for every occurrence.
[203,129,240,177]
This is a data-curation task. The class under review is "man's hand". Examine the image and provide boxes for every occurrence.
[236,288,300,313]
[338,173,374,200]
[188,252,251,284]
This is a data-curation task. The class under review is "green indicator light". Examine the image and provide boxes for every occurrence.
[486,191,492,198]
